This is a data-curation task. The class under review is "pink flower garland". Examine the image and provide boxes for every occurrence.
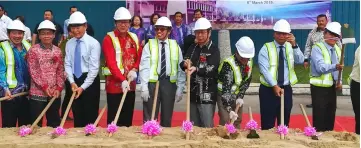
[19,126,32,137]
[182,120,193,132]
[107,122,118,133]
[304,126,317,137]
[225,123,236,134]
[141,120,162,136]
[53,127,66,136]
[245,120,258,130]
[276,125,288,135]
[84,124,97,135]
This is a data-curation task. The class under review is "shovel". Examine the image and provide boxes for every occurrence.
[0,92,28,102]
[246,107,260,138]
[337,24,356,86]
[300,104,319,140]
[85,103,107,136]
[108,86,129,137]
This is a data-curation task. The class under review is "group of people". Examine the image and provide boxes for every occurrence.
[0,5,359,135]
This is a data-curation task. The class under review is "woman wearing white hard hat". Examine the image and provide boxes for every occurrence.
[140,16,185,127]
[181,17,220,127]
[258,19,304,130]
[102,7,142,127]
[27,20,65,127]
[217,36,255,128]
[309,21,343,132]
[0,20,31,127]
[64,11,101,127]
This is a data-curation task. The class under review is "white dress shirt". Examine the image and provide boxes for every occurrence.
[139,38,186,91]
[64,33,101,90]
[24,26,31,41]
[0,15,12,40]
[350,46,360,83]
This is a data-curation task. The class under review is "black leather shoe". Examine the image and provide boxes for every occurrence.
[306,104,313,108]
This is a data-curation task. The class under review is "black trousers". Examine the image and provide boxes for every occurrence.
[311,84,337,132]
[1,96,31,127]
[350,80,360,135]
[259,84,293,130]
[107,92,135,127]
[29,98,61,128]
[61,80,72,118]
[72,74,100,127]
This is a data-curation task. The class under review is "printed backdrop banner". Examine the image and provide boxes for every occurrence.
[126,0,332,29]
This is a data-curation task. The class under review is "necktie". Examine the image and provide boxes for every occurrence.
[74,39,82,78]
[331,48,338,80]
[159,42,166,79]
[278,46,284,86]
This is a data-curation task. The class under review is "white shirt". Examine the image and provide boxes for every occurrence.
[0,15,12,40]
[350,46,360,83]
[139,38,186,91]
[24,26,31,41]
[64,33,101,90]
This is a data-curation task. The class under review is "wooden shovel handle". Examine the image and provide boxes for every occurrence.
[280,90,285,140]
[230,103,241,124]
[299,104,311,127]
[248,107,253,120]
[186,59,191,140]
[0,92,28,101]
[109,83,129,137]
[151,81,160,120]
[94,104,107,126]
[60,92,76,127]
[30,96,57,129]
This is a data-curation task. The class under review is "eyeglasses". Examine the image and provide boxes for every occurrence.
[155,28,167,32]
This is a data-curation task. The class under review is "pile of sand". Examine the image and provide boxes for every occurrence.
[0,126,358,148]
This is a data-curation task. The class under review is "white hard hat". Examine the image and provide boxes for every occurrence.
[7,20,25,32]
[37,20,56,31]
[273,19,291,33]
[155,17,172,27]
[193,17,212,31]
[68,11,87,25]
[114,7,131,20]
[325,22,341,36]
[235,36,255,58]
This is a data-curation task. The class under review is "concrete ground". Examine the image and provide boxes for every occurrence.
[94,91,355,117]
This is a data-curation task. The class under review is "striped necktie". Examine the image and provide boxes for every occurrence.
[159,41,166,79]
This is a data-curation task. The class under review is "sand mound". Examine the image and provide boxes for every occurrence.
[0,127,358,148]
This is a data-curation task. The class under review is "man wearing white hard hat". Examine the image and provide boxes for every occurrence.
[27,20,65,127]
[309,22,343,132]
[64,11,101,127]
[181,17,219,127]
[217,36,254,128]
[140,16,185,127]
[0,20,31,127]
[102,7,142,127]
[258,19,304,130]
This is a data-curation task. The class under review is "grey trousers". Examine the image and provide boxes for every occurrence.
[190,102,215,128]
[143,79,177,127]
[217,95,243,129]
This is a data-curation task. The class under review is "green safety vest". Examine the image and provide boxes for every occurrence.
[102,31,139,76]
[148,39,179,83]
[260,41,298,87]
[217,56,253,94]
[309,42,341,87]
[0,40,31,88]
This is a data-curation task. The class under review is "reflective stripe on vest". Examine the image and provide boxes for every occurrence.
[0,40,30,88]
[148,39,179,83]
[260,42,298,87]
[310,42,341,87]
[102,31,139,76]
[217,56,253,94]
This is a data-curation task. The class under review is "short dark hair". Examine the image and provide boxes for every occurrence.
[150,13,161,25]
[317,14,327,20]
[325,28,340,38]
[174,12,183,17]
[16,16,25,24]
[70,6,77,11]
[194,9,203,16]
[44,9,53,15]
[131,15,143,28]
[0,5,4,11]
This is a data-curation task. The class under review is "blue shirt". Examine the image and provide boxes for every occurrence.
[187,22,196,35]
[64,33,101,90]
[63,19,69,38]
[170,23,189,48]
[310,41,342,83]
[145,25,156,42]
[258,41,304,86]
[129,27,146,42]
[0,43,29,90]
